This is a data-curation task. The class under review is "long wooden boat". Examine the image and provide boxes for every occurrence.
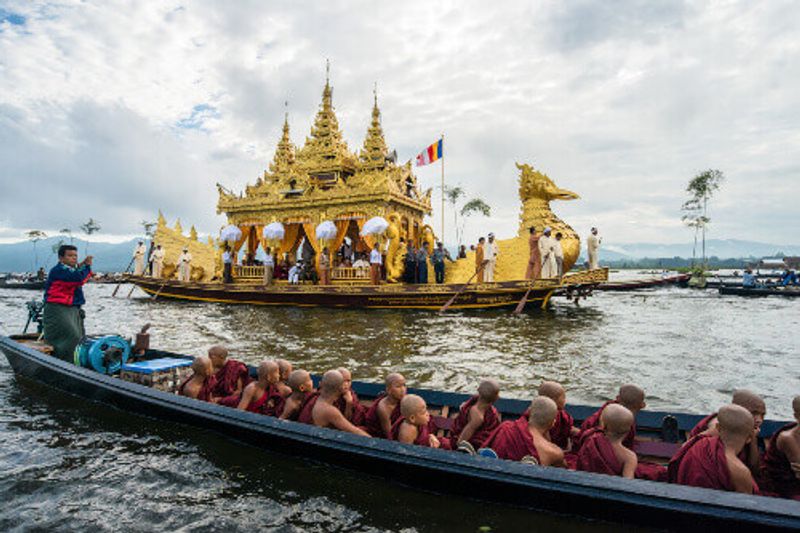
[719,286,800,298]
[1,335,798,531]
[124,268,608,310]
[590,273,690,292]
[0,280,45,290]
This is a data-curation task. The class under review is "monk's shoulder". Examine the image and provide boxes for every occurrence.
[726,452,755,492]
[397,421,418,443]
[469,404,486,423]
[777,427,800,454]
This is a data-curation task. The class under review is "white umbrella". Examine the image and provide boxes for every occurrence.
[263,222,285,240]
[360,216,389,236]
[220,224,242,243]
[315,220,337,241]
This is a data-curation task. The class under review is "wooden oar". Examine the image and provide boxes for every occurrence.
[150,280,169,301]
[111,256,136,297]
[438,261,487,314]
[512,284,535,315]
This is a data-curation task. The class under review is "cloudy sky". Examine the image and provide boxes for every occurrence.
[1,1,798,248]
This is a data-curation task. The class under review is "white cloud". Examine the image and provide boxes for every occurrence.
[0,0,798,248]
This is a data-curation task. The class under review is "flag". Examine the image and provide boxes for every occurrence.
[415,138,443,166]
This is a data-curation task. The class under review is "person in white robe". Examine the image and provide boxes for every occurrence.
[587,227,601,270]
[149,245,165,278]
[554,232,564,278]
[484,233,500,282]
[177,248,192,282]
[132,241,147,275]
[539,227,558,278]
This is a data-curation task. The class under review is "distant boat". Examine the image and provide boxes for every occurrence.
[719,286,800,298]
[0,279,45,290]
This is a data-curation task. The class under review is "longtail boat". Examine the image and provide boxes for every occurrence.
[719,286,800,298]
[0,280,45,290]
[586,273,690,292]
[2,334,798,531]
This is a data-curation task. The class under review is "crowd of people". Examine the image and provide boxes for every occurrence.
[178,346,800,501]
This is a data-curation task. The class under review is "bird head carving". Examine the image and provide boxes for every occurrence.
[516,162,579,202]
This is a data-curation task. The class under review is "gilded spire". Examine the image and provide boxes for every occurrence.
[269,105,296,178]
[359,83,389,170]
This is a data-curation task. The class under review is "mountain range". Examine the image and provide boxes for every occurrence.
[0,236,797,273]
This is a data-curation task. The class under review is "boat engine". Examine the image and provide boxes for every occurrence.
[74,336,131,374]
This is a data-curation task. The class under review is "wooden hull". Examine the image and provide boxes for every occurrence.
[1,335,798,532]
[595,274,690,291]
[719,286,800,297]
[125,269,608,310]
[0,280,45,290]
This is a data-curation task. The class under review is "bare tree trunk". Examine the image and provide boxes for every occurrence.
[702,195,708,268]
[691,226,698,267]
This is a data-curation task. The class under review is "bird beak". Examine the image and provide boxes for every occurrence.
[552,186,580,201]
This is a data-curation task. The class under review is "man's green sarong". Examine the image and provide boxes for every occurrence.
[42,303,84,362]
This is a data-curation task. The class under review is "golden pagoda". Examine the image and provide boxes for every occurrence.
[216,75,434,282]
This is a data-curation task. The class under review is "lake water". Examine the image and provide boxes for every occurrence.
[0,276,797,531]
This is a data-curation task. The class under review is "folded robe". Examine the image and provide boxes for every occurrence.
[178,374,217,402]
[577,401,635,450]
[761,422,800,500]
[297,392,321,424]
[668,435,758,493]
[448,395,500,450]
[363,393,402,438]
[389,416,452,450]
[212,359,252,407]
[482,417,540,463]
[577,428,623,476]
[333,389,367,426]
[246,383,285,417]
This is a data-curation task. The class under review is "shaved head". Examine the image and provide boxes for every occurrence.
[400,394,427,418]
[601,403,634,437]
[617,384,645,411]
[336,367,352,382]
[320,370,344,394]
[287,370,311,392]
[478,379,500,402]
[277,359,293,380]
[718,404,756,438]
[192,355,212,376]
[538,381,564,401]
[386,372,405,388]
[732,389,766,416]
[528,396,558,430]
[257,360,278,380]
[208,345,228,359]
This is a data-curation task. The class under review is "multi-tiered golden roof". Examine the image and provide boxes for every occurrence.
[216,76,434,276]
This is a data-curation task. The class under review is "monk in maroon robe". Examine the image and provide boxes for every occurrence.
[363,373,406,438]
[576,404,638,478]
[761,396,800,500]
[279,370,315,421]
[308,370,370,436]
[207,345,251,407]
[297,391,321,424]
[237,360,285,417]
[178,356,217,402]
[276,359,293,397]
[390,394,451,449]
[333,367,366,425]
[483,397,565,466]
[669,404,759,494]
[537,381,578,450]
[688,389,766,477]
[449,379,501,450]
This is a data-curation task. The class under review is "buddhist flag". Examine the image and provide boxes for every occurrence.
[415,138,443,166]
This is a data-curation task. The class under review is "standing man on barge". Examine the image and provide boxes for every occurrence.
[42,244,92,362]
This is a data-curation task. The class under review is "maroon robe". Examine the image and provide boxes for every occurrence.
[212,359,252,407]
[449,395,501,449]
[576,428,623,476]
[246,383,285,417]
[389,416,452,450]
[333,389,367,425]
[281,391,314,421]
[296,392,321,424]
[761,423,800,500]
[668,435,759,493]
[578,401,635,450]
[363,393,402,438]
[520,406,573,450]
[178,374,217,402]
[689,413,718,439]
[482,417,541,463]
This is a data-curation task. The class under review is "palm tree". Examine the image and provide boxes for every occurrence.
[460,199,491,244]
[682,169,724,268]
[443,185,464,245]
[80,218,101,254]
[60,228,74,244]
[25,230,47,271]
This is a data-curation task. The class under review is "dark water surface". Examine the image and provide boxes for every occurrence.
[0,278,797,531]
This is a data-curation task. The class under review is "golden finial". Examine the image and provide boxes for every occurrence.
[326,59,330,83]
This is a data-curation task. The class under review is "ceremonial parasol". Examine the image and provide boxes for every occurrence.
[220,224,242,243]
[263,222,285,240]
[360,216,389,236]
[315,220,337,241]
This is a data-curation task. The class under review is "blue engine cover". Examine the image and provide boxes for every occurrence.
[74,335,131,374]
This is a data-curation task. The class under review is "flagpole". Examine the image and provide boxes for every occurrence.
[440,133,445,245]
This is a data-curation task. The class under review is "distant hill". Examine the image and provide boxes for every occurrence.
[1,237,797,274]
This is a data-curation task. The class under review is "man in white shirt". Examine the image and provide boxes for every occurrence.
[133,241,147,275]
[177,248,192,282]
[149,245,165,278]
[539,227,557,278]
[587,227,601,270]
[369,245,382,285]
[483,233,499,282]
[222,246,233,283]
[263,246,274,286]
[554,232,565,278]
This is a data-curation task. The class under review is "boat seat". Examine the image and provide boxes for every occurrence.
[634,440,681,459]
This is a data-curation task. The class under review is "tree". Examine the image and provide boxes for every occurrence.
[141,220,156,240]
[681,169,724,268]
[80,218,101,254]
[443,185,464,245]
[60,227,74,244]
[25,230,47,271]
[460,199,491,245]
